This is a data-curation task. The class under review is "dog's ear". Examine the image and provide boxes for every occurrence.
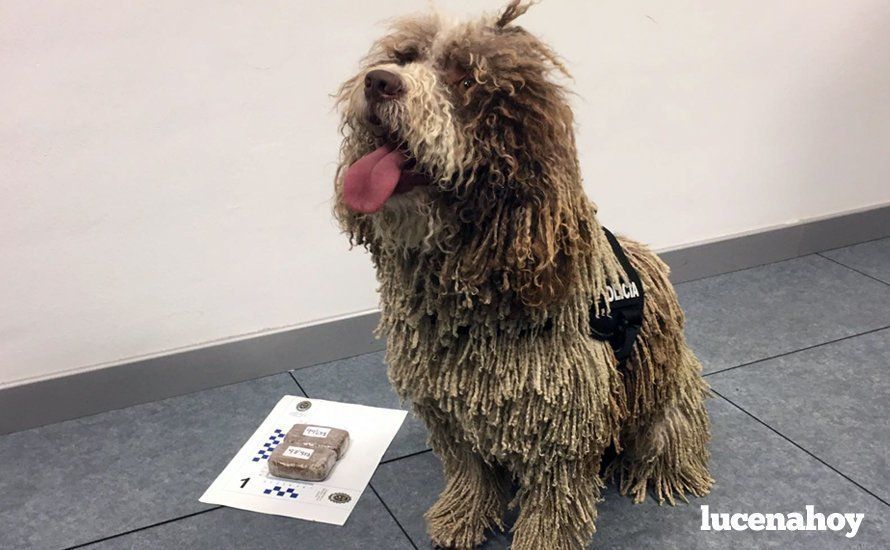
[449,183,593,312]
[451,33,592,311]
[501,191,590,310]
[450,166,595,312]
[442,7,591,311]
[495,0,535,29]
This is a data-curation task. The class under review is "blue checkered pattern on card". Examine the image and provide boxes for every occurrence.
[252,428,285,462]
[263,485,298,499]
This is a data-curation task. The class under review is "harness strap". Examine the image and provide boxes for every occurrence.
[589,228,645,370]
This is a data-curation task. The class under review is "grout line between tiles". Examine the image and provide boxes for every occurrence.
[64,506,223,549]
[288,370,310,397]
[712,390,890,509]
[819,234,890,255]
[703,324,890,378]
[290,348,384,374]
[380,448,433,465]
[817,253,890,287]
[369,483,420,550]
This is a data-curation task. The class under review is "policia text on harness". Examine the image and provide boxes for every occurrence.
[589,228,645,370]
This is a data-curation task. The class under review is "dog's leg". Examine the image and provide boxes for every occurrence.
[510,457,603,550]
[418,407,509,549]
[610,345,713,504]
[424,446,509,549]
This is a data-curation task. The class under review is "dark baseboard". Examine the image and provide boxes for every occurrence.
[661,204,890,283]
[0,313,383,435]
[2,203,888,434]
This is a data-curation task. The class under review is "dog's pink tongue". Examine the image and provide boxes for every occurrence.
[343,146,406,213]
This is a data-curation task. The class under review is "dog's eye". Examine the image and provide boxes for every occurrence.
[461,77,475,89]
[393,49,418,66]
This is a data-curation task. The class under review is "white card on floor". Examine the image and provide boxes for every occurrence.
[200,395,407,525]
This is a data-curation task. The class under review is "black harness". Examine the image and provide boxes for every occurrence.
[589,228,645,370]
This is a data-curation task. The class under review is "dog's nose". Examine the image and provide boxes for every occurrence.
[364,69,404,102]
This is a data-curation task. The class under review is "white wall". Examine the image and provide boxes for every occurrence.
[2,1,889,388]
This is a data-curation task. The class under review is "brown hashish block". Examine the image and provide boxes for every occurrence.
[268,443,338,482]
[284,424,350,459]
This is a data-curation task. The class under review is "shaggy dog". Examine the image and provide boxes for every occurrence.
[334,2,713,548]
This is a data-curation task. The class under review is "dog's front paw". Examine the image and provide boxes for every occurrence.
[424,487,504,549]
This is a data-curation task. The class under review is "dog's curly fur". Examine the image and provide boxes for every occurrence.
[334,2,713,548]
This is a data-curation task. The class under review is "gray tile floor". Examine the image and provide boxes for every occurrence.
[2,238,889,549]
